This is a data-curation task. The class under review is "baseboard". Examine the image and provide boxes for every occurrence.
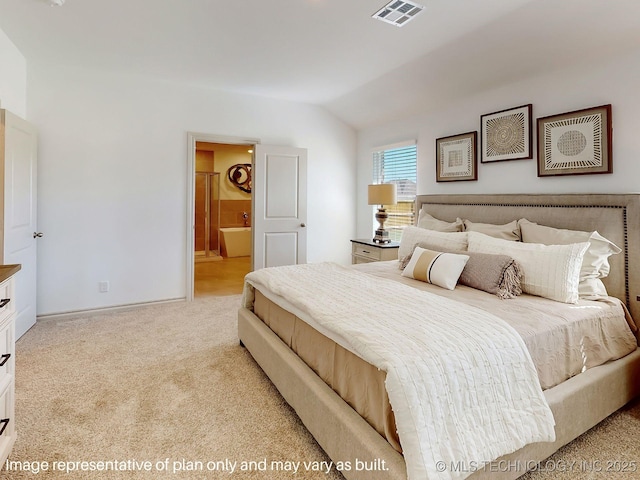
[36,297,186,322]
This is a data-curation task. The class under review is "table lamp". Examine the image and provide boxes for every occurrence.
[368,183,397,244]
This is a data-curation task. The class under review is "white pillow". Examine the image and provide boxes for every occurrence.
[417,210,463,232]
[401,246,469,290]
[519,219,621,298]
[467,231,589,304]
[399,226,468,259]
[463,219,521,241]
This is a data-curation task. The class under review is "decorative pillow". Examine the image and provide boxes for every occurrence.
[398,226,468,260]
[519,219,621,299]
[401,246,469,290]
[402,241,522,298]
[463,219,521,241]
[417,210,463,232]
[457,250,522,299]
[467,231,589,304]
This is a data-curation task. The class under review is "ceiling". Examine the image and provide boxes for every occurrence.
[1,0,640,129]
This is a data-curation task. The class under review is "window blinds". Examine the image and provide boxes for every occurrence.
[372,143,417,201]
[372,142,417,239]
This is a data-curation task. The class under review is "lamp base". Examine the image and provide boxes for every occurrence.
[373,207,391,243]
[373,228,391,244]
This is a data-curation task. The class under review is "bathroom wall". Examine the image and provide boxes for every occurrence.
[195,142,251,238]
[213,143,253,228]
[195,147,214,172]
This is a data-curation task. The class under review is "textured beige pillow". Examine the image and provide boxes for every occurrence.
[401,246,469,290]
[463,219,521,241]
[456,250,522,299]
[519,219,621,299]
[417,210,463,232]
[467,231,589,304]
[398,226,468,260]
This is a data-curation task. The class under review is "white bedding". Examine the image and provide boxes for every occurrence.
[356,260,638,389]
[242,262,556,480]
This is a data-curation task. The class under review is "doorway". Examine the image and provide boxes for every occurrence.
[187,135,258,299]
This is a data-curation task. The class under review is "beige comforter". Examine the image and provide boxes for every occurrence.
[355,261,638,390]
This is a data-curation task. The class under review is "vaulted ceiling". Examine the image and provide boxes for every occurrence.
[1,0,639,128]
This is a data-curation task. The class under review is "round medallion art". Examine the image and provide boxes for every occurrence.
[557,130,587,157]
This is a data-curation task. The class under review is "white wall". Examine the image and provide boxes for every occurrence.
[28,65,356,315]
[356,47,640,237]
[0,27,27,118]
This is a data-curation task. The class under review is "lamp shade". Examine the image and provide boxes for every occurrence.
[368,183,397,206]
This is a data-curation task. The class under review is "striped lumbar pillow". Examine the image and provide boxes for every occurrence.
[401,246,469,290]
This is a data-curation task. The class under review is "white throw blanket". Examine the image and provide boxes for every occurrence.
[242,263,556,480]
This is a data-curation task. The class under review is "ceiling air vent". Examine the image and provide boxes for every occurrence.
[372,0,425,27]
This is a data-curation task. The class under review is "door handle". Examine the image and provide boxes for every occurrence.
[300,223,306,228]
[33,232,43,238]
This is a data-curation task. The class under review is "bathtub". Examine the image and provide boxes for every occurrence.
[220,227,252,258]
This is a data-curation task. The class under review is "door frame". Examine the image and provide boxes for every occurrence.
[186,133,260,301]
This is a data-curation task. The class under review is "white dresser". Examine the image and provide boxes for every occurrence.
[0,265,20,466]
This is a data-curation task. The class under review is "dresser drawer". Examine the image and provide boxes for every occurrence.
[353,244,382,261]
[0,278,14,325]
[0,318,13,379]
[352,255,375,264]
[0,381,14,442]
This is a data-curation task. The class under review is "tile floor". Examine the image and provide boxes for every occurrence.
[194,256,251,297]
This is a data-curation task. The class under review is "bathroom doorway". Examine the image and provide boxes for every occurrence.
[191,140,254,297]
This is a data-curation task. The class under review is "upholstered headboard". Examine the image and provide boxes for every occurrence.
[416,194,640,321]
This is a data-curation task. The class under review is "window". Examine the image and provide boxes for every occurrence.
[372,141,417,241]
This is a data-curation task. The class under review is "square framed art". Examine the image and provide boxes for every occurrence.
[480,104,532,163]
[436,131,477,182]
[536,104,612,177]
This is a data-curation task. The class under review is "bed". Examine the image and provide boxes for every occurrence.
[237,193,640,480]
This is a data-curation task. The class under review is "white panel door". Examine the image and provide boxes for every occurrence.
[2,110,38,338]
[253,145,307,270]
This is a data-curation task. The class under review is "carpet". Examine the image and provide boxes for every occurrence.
[6,296,640,479]
[9,296,342,479]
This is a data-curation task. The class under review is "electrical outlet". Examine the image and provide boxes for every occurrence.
[99,281,110,293]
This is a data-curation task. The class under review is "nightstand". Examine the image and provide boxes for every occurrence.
[351,239,399,264]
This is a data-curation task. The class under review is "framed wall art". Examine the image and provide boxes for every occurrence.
[537,104,612,177]
[436,131,477,182]
[480,104,532,163]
